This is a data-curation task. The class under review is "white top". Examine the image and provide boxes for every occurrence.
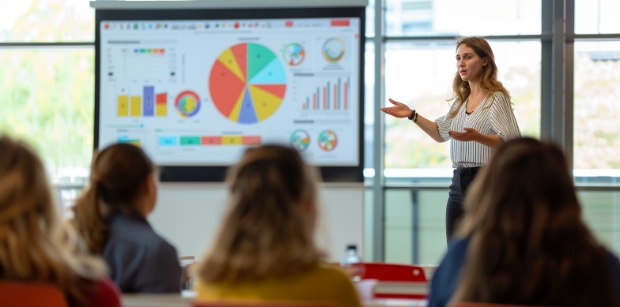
[435,91,521,168]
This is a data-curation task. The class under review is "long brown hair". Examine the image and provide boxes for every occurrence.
[0,135,107,307]
[453,138,620,306]
[73,143,154,254]
[197,144,325,284]
[448,36,510,118]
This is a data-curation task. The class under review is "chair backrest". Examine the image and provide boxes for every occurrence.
[0,281,68,307]
[193,302,338,307]
[354,262,427,282]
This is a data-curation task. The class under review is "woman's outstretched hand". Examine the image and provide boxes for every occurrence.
[381,98,412,118]
[449,128,481,142]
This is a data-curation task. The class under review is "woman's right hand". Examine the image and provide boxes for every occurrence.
[380,98,412,118]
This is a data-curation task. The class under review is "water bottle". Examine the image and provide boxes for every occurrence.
[341,244,365,281]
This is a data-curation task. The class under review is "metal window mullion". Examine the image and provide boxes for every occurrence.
[565,0,575,169]
[372,0,386,262]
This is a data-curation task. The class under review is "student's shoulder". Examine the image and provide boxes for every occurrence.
[107,215,174,252]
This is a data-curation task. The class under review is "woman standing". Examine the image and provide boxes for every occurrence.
[381,36,521,241]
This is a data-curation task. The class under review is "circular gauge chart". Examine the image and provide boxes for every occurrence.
[209,42,286,124]
[290,129,310,151]
[318,130,338,151]
[175,90,201,118]
[283,43,305,66]
[322,38,345,63]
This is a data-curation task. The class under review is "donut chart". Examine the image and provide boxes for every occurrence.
[290,129,310,151]
[209,43,286,124]
[318,129,337,151]
[175,90,200,118]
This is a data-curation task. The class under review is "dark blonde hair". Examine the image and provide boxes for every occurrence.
[453,138,620,306]
[197,144,325,284]
[0,135,107,307]
[73,143,154,254]
[448,36,510,118]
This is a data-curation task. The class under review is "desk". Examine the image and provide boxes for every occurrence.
[121,295,426,307]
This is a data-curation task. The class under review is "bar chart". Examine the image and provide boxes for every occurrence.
[301,77,349,111]
[117,85,168,117]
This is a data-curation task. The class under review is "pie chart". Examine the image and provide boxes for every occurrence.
[209,43,286,124]
[318,130,338,151]
[290,129,310,151]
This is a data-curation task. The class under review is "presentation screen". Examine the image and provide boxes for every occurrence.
[95,8,364,181]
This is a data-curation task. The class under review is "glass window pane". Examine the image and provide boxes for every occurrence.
[578,191,620,255]
[575,0,620,34]
[574,41,620,171]
[366,0,375,37]
[0,49,95,181]
[384,41,540,169]
[385,188,448,265]
[385,0,541,36]
[0,0,94,42]
[364,41,375,172]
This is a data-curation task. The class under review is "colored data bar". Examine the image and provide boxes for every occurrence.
[156,93,167,116]
[117,86,167,117]
[303,77,349,111]
[133,48,165,55]
[117,138,141,147]
[158,136,262,146]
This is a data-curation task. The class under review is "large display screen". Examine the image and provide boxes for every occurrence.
[95,8,364,181]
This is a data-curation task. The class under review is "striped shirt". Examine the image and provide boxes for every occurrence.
[435,91,521,168]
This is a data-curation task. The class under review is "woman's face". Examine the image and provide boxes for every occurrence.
[456,44,487,82]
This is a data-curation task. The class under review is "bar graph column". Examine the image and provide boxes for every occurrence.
[130,96,141,116]
[118,96,128,116]
[156,93,167,116]
[143,86,154,116]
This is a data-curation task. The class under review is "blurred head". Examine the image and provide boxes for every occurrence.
[73,143,156,254]
[0,135,106,306]
[459,137,580,237]
[453,138,620,306]
[448,36,509,118]
[197,144,325,284]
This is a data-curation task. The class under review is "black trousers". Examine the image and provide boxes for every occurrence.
[446,167,481,242]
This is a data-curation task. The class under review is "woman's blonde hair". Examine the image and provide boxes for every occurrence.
[197,144,325,284]
[452,138,620,306]
[0,135,107,306]
[448,36,510,118]
[73,143,154,254]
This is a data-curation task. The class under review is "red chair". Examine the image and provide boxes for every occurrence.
[355,262,427,282]
[0,281,68,307]
[194,302,338,307]
[347,262,428,300]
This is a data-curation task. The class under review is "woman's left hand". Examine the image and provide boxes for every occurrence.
[448,128,481,142]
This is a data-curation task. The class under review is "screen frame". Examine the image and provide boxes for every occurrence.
[95,7,365,182]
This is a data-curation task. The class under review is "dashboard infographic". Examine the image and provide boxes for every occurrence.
[98,17,361,166]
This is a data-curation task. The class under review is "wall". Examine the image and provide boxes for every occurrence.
[149,183,365,262]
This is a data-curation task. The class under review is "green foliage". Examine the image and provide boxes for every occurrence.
[0,50,95,175]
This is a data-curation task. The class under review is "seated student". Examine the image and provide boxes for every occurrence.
[73,143,182,293]
[428,137,620,307]
[195,144,361,307]
[0,136,121,307]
